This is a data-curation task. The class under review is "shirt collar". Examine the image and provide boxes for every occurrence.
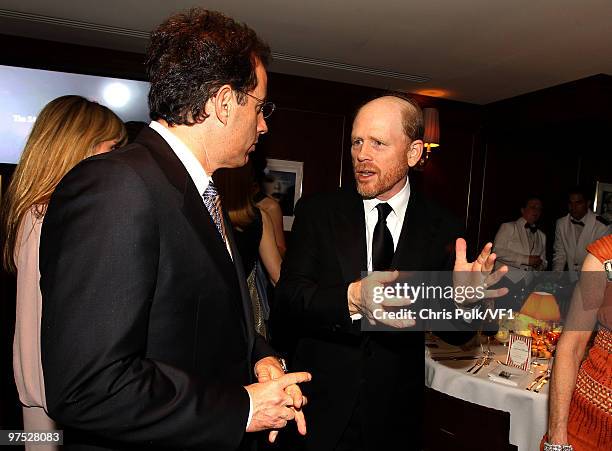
[569,210,591,224]
[363,176,411,219]
[149,121,211,195]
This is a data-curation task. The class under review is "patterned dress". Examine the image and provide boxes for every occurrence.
[565,234,612,450]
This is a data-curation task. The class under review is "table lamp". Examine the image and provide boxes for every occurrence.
[519,292,561,322]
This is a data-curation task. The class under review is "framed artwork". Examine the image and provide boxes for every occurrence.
[594,181,612,223]
[263,159,304,231]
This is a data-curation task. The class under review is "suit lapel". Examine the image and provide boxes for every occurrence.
[224,211,255,350]
[516,221,530,254]
[140,127,240,295]
[392,191,430,270]
[562,215,577,264]
[332,189,435,275]
[578,211,596,254]
[575,211,599,265]
[332,191,368,281]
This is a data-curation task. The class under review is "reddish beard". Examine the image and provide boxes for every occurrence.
[353,161,409,199]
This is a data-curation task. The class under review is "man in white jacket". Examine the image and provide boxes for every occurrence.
[552,188,610,279]
[494,196,547,286]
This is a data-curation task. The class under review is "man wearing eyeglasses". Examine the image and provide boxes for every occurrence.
[40,8,308,451]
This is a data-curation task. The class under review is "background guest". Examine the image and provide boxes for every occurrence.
[252,153,287,257]
[0,95,126,450]
[215,162,283,338]
[553,187,610,278]
[493,196,547,309]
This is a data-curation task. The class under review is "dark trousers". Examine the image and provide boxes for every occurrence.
[335,396,365,451]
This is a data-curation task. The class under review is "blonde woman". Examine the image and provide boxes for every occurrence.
[0,95,126,448]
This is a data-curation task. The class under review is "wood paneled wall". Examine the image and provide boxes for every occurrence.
[1,32,611,431]
[1,34,609,255]
[480,74,612,248]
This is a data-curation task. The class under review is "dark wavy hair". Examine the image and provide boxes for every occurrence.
[568,185,591,202]
[146,8,271,126]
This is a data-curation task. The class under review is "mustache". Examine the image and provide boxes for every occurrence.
[353,164,379,173]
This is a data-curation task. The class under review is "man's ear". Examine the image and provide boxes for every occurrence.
[407,140,424,167]
[211,85,233,125]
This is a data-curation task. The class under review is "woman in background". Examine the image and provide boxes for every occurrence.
[215,163,282,338]
[251,152,287,257]
[0,95,126,448]
[543,234,612,451]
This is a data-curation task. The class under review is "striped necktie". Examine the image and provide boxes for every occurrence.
[202,181,227,243]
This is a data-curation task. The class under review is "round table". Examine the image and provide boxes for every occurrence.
[425,339,549,451]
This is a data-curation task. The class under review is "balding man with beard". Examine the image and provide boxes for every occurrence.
[275,93,504,451]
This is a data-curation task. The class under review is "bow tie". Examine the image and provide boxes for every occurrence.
[524,223,538,233]
[570,219,585,227]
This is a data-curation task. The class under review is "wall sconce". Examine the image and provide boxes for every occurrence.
[416,107,440,169]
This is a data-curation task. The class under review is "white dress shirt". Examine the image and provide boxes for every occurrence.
[149,121,210,195]
[351,177,476,321]
[350,177,410,321]
[363,177,411,271]
[148,122,232,258]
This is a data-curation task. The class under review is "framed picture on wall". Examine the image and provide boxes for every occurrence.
[263,159,304,231]
[594,181,612,223]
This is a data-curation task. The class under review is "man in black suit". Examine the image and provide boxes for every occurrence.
[275,94,505,450]
[40,9,309,450]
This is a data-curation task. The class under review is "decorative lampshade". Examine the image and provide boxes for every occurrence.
[422,108,440,148]
[520,292,561,322]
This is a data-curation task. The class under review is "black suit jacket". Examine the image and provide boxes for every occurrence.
[40,127,274,450]
[274,187,468,451]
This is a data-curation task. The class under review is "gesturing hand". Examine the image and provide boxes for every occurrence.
[245,372,311,434]
[453,238,509,304]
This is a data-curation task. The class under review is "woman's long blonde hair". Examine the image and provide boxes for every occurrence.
[1,95,127,273]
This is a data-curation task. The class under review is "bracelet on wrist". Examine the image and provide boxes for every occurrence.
[276,356,288,373]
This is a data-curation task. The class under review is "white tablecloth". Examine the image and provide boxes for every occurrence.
[425,342,549,451]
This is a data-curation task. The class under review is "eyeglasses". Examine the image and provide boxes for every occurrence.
[239,90,276,119]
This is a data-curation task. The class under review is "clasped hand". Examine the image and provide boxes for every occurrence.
[245,357,310,443]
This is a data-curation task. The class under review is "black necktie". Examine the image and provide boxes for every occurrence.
[372,203,394,271]
[570,219,585,227]
[524,223,538,234]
